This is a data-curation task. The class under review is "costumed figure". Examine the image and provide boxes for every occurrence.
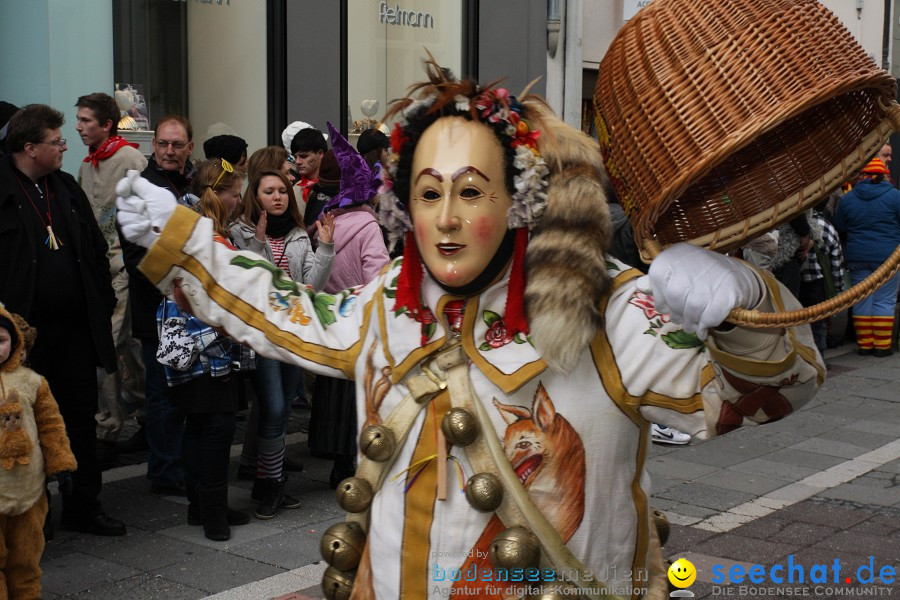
[0,304,77,599]
[115,63,823,600]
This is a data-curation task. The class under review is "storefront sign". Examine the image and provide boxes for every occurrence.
[173,0,231,5]
[348,0,460,133]
[379,2,434,28]
[623,0,651,20]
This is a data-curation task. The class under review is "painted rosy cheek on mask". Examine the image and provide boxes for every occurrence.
[473,216,497,244]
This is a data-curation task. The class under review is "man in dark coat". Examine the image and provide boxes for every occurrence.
[0,104,126,535]
[117,115,194,494]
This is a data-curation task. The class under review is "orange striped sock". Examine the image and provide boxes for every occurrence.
[853,315,874,350]
[871,316,895,350]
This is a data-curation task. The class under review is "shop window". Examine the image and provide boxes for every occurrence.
[113,0,188,130]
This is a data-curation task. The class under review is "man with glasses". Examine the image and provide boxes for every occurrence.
[0,104,126,536]
[118,115,194,496]
[76,93,148,468]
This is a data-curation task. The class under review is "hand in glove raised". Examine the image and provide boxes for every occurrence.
[636,243,764,340]
[116,170,177,247]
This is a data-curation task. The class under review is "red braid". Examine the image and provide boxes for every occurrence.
[394,231,423,319]
[504,227,529,336]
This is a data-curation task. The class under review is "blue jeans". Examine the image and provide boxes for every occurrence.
[251,355,301,454]
[141,339,185,485]
[849,264,900,316]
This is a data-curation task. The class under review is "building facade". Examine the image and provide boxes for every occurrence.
[0,0,894,175]
[0,0,548,174]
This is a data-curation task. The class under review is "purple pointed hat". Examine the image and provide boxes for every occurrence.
[323,122,382,213]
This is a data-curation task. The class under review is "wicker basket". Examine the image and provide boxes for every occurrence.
[594,0,900,327]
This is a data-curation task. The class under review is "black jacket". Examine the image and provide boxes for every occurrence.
[0,156,117,372]
[119,156,193,340]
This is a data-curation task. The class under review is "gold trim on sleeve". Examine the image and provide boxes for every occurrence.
[180,256,359,377]
[139,205,202,285]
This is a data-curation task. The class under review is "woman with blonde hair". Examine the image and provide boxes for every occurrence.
[157,158,251,541]
[191,158,244,238]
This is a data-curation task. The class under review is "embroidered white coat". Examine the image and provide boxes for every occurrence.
[141,206,823,600]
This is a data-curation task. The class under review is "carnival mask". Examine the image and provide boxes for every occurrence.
[409,117,512,288]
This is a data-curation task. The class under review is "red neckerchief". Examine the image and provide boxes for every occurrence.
[299,176,317,202]
[83,135,140,169]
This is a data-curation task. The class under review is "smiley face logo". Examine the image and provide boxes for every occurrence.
[667,558,697,588]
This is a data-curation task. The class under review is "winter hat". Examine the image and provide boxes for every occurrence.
[203,134,247,165]
[317,150,341,187]
[282,120,328,153]
[861,157,890,175]
[323,122,381,212]
[204,121,239,139]
[356,128,390,156]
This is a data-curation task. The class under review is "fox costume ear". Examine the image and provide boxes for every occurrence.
[531,383,557,432]
[521,99,612,374]
[492,397,531,426]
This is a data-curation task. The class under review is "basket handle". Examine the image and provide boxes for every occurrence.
[642,239,900,328]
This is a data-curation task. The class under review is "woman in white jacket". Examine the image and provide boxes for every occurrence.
[229,169,334,518]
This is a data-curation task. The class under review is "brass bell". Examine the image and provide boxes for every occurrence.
[440,407,479,446]
[465,473,503,512]
[336,477,374,513]
[652,508,670,547]
[321,566,356,600]
[489,526,541,570]
[359,424,396,462]
[320,522,367,571]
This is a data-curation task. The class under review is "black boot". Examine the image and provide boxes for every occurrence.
[199,484,230,541]
[252,475,301,510]
[187,481,248,526]
[255,477,283,520]
[188,504,250,527]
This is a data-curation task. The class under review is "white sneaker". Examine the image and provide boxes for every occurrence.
[651,424,690,445]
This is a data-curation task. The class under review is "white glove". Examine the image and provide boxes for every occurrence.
[636,243,764,340]
[115,170,177,248]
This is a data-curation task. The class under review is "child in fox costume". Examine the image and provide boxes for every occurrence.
[116,63,824,600]
[0,304,77,599]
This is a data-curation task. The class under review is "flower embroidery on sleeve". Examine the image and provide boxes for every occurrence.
[628,291,670,323]
[627,291,703,351]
